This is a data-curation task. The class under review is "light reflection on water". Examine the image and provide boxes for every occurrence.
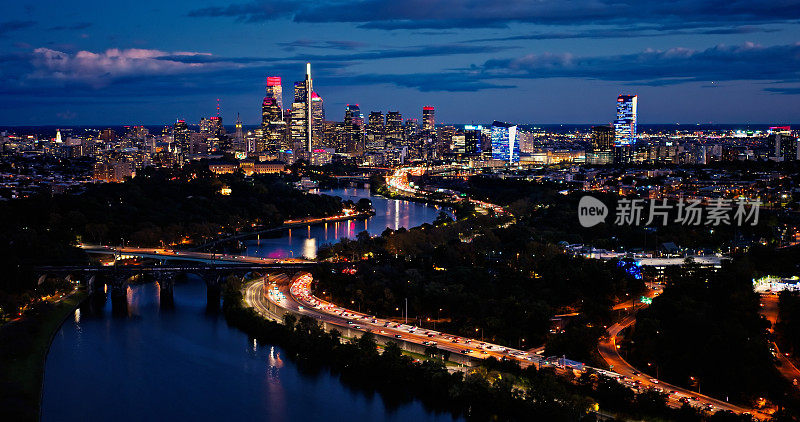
[245,187,440,259]
[42,278,458,422]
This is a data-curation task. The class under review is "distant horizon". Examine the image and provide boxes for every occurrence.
[2,122,796,130]
[1,0,799,125]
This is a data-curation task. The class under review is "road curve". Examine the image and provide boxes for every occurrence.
[246,273,544,367]
[599,293,769,419]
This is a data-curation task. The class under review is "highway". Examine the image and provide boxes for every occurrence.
[598,285,769,419]
[760,293,800,389]
[84,210,765,418]
[250,271,771,418]
[246,272,546,367]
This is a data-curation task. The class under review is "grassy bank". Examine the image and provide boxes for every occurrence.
[0,288,87,421]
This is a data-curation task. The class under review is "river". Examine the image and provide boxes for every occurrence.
[243,187,443,259]
[41,189,454,421]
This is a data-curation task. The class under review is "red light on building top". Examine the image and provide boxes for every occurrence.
[423,106,434,110]
[267,76,281,86]
[770,126,791,131]
[210,116,219,120]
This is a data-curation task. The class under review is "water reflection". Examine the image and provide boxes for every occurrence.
[245,187,439,259]
[42,277,458,421]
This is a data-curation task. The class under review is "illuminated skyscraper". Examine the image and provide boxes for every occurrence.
[173,119,189,152]
[422,106,435,132]
[311,91,325,148]
[490,121,519,163]
[366,111,384,152]
[385,111,403,144]
[588,124,614,164]
[464,125,483,156]
[290,63,314,152]
[261,97,284,152]
[265,76,283,119]
[614,95,637,146]
[344,104,364,154]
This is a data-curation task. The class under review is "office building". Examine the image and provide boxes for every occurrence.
[614,94,637,146]
[490,121,519,163]
[422,106,435,132]
[588,124,614,164]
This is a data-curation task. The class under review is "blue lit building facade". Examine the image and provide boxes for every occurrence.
[490,121,519,163]
[614,94,637,146]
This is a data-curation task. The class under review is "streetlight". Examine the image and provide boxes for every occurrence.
[648,362,659,378]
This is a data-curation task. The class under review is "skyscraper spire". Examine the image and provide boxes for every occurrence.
[305,63,313,152]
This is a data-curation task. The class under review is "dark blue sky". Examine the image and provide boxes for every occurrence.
[2,0,799,126]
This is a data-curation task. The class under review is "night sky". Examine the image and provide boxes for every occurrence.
[2,0,799,126]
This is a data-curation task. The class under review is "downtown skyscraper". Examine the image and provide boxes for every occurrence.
[490,121,519,163]
[614,94,637,146]
[422,106,435,132]
[265,77,284,119]
[262,76,285,152]
[290,63,314,153]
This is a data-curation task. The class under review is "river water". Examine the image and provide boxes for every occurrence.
[41,189,452,421]
[243,187,442,259]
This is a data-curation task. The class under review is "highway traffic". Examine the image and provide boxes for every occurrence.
[250,271,768,420]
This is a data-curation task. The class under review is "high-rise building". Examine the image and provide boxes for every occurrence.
[265,76,283,119]
[588,124,614,165]
[200,117,213,134]
[173,120,189,152]
[365,111,384,152]
[344,104,364,155]
[769,126,799,162]
[385,111,403,144]
[234,113,245,152]
[464,125,483,156]
[209,116,223,137]
[311,92,325,148]
[261,97,285,152]
[591,124,614,151]
[290,63,314,152]
[614,95,637,146]
[490,121,519,163]
[422,106,435,132]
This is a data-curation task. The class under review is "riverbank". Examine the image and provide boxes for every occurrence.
[223,281,592,421]
[193,210,375,251]
[0,287,87,421]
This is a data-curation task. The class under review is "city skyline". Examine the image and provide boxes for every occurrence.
[1,0,799,125]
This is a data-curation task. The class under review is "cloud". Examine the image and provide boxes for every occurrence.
[278,39,367,51]
[5,40,800,105]
[764,86,800,95]
[284,43,516,62]
[48,22,92,31]
[467,25,780,42]
[0,20,35,37]
[187,0,800,32]
[479,42,800,87]
[25,48,233,88]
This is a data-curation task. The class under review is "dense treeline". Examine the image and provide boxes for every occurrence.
[777,291,800,361]
[439,176,778,251]
[223,280,756,422]
[315,215,641,358]
[626,260,782,404]
[0,164,342,314]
